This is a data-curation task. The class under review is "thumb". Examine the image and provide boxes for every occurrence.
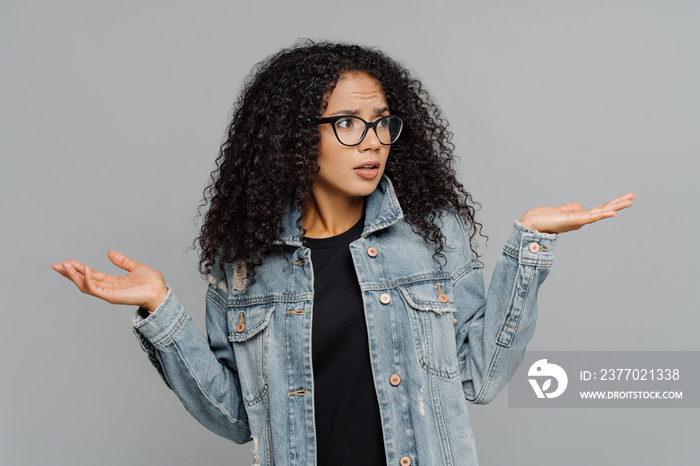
[107,250,140,273]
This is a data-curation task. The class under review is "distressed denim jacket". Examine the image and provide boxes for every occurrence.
[133,176,557,465]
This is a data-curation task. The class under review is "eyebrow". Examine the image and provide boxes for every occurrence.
[330,107,390,116]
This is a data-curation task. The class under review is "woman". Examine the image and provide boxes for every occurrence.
[52,42,634,465]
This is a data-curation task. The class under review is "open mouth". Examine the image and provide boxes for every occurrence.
[353,161,381,179]
[354,160,380,170]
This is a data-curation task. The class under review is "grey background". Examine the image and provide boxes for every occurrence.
[2,1,698,465]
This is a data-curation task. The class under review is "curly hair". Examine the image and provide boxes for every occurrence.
[197,40,483,279]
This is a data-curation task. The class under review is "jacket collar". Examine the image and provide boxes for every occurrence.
[277,175,404,247]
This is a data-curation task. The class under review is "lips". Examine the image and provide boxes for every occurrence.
[354,161,380,170]
[353,160,381,179]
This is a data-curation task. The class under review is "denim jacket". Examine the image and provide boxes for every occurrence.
[133,176,557,465]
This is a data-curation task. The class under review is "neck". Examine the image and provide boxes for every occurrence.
[302,193,364,239]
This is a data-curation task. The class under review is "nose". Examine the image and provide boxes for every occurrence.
[358,126,382,152]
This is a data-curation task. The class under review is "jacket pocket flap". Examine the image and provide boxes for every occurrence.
[227,303,275,342]
[398,280,456,314]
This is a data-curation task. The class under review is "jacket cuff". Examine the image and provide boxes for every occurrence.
[502,221,557,267]
[132,289,189,349]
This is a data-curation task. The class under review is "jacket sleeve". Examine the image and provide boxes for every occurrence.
[452,220,557,404]
[132,285,251,443]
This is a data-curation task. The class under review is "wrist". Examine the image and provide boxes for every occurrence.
[144,285,169,314]
[518,217,537,232]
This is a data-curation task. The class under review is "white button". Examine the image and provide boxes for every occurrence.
[528,242,540,253]
[379,293,391,304]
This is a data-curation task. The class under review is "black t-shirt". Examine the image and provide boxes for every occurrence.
[304,216,386,465]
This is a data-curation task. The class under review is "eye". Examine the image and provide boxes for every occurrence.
[376,117,389,128]
[335,117,356,130]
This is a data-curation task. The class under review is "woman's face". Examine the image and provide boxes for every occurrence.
[314,72,391,204]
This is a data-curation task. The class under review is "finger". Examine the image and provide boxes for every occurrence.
[607,201,633,213]
[83,265,95,293]
[85,266,109,282]
[573,209,618,227]
[597,193,636,210]
[62,262,89,292]
[615,192,636,201]
[52,263,71,279]
[83,265,106,300]
[591,199,634,215]
[601,197,634,209]
[62,259,88,272]
[587,194,635,216]
[108,250,140,273]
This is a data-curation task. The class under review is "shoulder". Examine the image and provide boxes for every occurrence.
[376,208,474,276]
[207,258,249,295]
[437,207,470,237]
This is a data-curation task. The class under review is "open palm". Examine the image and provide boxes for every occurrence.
[52,250,168,312]
[519,193,636,234]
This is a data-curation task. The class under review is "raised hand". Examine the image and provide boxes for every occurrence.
[51,250,169,313]
[519,193,636,234]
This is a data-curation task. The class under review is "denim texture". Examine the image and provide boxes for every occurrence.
[133,176,557,465]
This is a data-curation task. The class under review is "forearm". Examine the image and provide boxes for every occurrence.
[133,290,251,443]
[455,221,557,404]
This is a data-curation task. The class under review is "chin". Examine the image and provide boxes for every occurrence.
[352,177,383,197]
[312,170,385,203]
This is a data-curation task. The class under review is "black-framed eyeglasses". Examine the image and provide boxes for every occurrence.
[317,115,404,146]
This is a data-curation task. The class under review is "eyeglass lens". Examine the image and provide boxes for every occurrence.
[334,115,403,146]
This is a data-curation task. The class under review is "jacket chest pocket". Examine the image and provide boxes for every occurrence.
[399,280,460,380]
[227,303,275,406]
